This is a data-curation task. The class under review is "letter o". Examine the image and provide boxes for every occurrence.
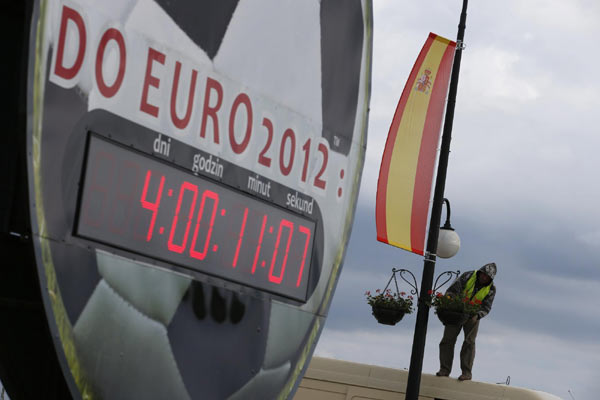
[95,28,126,98]
[229,93,253,154]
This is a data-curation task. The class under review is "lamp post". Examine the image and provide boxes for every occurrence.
[404,1,469,399]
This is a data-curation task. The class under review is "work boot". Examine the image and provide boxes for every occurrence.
[457,374,471,381]
[436,370,450,377]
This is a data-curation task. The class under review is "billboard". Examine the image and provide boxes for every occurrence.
[14,0,373,398]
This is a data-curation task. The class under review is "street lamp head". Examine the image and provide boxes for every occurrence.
[437,198,460,258]
[437,226,460,258]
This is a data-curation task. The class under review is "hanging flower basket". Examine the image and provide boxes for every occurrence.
[371,305,405,326]
[429,292,482,326]
[365,269,418,326]
[436,309,469,326]
[365,289,414,326]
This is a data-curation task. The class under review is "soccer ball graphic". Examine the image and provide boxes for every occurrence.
[29,0,370,398]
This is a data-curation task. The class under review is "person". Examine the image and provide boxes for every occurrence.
[436,262,497,381]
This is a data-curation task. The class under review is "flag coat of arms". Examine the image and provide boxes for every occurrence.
[376,33,456,255]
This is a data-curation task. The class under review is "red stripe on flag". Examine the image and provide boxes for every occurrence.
[376,34,436,244]
[410,40,456,255]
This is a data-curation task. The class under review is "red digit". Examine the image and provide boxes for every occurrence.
[279,128,296,176]
[258,117,273,167]
[167,181,199,253]
[251,215,268,274]
[140,169,165,241]
[296,225,312,287]
[314,143,328,189]
[301,138,311,182]
[268,219,294,284]
[232,207,248,268]
[189,190,219,260]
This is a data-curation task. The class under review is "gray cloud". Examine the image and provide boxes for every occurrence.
[326,200,600,341]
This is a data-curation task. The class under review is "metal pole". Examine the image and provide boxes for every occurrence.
[404,1,468,398]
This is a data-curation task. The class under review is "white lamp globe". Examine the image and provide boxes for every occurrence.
[437,227,460,258]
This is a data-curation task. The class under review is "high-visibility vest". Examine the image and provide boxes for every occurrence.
[463,272,491,302]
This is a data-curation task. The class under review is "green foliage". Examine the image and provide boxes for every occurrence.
[365,289,414,314]
[429,291,481,315]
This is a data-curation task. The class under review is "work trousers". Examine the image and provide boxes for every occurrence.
[439,318,479,378]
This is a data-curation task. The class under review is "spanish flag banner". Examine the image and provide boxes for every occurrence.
[376,33,456,255]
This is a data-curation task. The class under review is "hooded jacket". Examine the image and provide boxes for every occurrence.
[446,263,497,320]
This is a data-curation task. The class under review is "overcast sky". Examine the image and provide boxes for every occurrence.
[315,1,600,399]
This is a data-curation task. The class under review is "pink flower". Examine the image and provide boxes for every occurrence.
[408,296,413,300]
[376,289,381,293]
[400,292,406,296]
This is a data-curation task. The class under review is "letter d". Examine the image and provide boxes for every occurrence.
[153,134,162,152]
[54,6,87,81]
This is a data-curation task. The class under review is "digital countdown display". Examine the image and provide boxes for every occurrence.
[77,135,315,302]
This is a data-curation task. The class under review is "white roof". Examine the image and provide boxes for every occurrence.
[295,357,562,400]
